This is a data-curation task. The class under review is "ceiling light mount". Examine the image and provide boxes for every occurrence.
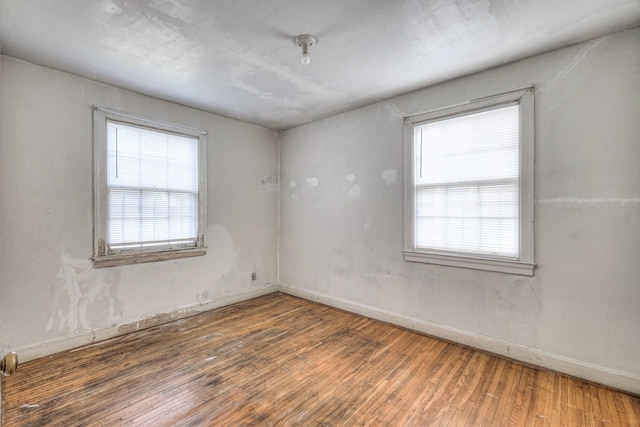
[294,35,317,65]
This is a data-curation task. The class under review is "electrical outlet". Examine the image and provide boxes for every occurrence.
[251,272,256,281]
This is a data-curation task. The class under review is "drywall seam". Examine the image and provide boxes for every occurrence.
[536,198,640,205]
[538,37,606,93]
[279,286,640,395]
[16,285,278,363]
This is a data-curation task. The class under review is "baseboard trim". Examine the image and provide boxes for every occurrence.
[279,285,640,395]
[16,286,278,363]
[13,284,640,395]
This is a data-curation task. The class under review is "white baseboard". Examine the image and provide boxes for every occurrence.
[279,285,640,395]
[12,283,640,395]
[16,285,278,363]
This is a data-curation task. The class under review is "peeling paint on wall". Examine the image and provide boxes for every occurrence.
[48,251,124,334]
[347,184,361,199]
[261,175,279,192]
[381,169,398,185]
[196,224,240,303]
[345,174,361,199]
[77,271,123,332]
[288,179,299,200]
[48,250,89,334]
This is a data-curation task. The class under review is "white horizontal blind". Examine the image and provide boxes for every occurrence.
[414,104,520,258]
[106,120,199,251]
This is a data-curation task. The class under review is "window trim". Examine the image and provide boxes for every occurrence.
[403,87,535,276]
[92,106,208,268]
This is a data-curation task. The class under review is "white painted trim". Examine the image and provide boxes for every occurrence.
[403,250,535,276]
[91,106,208,266]
[519,89,535,264]
[93,246,207,268]
[403,87,536,275]
[279,286,640,395]
[15,286,278,363]
[92,105,207,136]
[403,85,536,119]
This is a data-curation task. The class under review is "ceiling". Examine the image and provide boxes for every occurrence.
[1,1,639,130]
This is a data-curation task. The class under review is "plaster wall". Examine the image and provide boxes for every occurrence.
[0,56,279,359]
[280,28,640,386]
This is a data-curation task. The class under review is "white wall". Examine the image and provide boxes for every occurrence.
[280,28,640,391]
[0,56,279,360]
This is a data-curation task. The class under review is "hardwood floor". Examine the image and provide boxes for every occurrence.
[2,293,639,426]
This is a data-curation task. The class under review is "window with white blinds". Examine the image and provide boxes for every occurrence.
[414,105,519,258]
[403,88,535,276]
[107,121,199,251]
[93,107,207,267]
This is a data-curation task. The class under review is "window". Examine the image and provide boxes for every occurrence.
[93,106,207,267]
[403,87,534,276]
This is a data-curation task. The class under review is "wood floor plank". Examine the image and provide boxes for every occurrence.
[3,293,639,426]
[466,358,507,426]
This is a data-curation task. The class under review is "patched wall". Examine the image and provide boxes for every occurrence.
[280,28,640,382]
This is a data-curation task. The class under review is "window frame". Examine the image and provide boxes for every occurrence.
[403,87,535,276]
[92,106,208,268]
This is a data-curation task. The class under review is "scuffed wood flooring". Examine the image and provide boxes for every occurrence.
[2,293,639,426]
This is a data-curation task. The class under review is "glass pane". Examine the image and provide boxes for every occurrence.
[106,119,200,249]
[415,105,519,185]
